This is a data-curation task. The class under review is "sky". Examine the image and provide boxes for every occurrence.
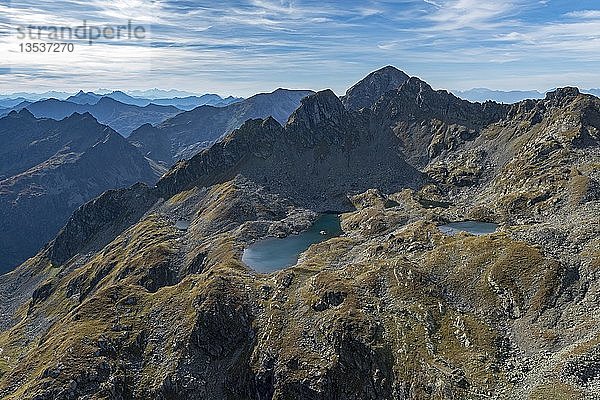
[0,0,599,97]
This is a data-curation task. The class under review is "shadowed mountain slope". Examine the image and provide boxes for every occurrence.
[23,97,182,137]
[0,111,164,271]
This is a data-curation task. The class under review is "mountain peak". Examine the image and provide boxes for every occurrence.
[231,116,282,134]
[67,91,100,105]
[342,66,410,111]
[96,96,121,105]
[5,108,35,120]
[262,115,282,129]
[287,89,346,130]
[17,108,35,118]
[545,87,581,104]
[61,111,97,124]
[306,89,340,105]
[72,90,95,97]
[377,65,409,75]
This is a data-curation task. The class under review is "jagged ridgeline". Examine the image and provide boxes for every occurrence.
[0,67,599,399]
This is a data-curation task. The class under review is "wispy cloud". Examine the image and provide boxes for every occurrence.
[424,0,522,30]
[0,0,599,95]
[565,10,600,19]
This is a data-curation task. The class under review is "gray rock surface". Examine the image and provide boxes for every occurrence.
[341,65,409,111]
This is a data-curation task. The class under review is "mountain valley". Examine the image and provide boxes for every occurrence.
[0,67,598,399]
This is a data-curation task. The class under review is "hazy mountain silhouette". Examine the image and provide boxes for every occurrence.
[129,88,314,164]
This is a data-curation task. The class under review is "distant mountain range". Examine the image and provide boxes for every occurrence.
[0,110,164,271]
[7,97,182,137]
[0,90,243,110]
[127,88,200,99]
[3,87,598,109]
[129,88,314,165]
[454,87,600,103]
[66,90,243,110]
[0,92,245,136]
[0,91,71,101]
[0,97,34,109]
[454,88,545,103]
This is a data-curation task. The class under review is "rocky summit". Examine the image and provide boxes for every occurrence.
[0,67,599,399]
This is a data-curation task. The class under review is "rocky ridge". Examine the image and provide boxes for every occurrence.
[0,67,598,399]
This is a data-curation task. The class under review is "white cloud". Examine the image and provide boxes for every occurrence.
[423,0,441,7]
[565,10,600,19]
[424,0,522,30]
[0,0,599,95]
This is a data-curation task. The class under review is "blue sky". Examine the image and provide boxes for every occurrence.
[0,0,599,96]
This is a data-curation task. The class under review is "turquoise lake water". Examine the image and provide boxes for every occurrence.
[242,214,342,273]
[439,221,498,236]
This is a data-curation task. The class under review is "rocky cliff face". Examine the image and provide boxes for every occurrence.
[373,77,510,168]
[0,112,164,271]
[0,68,598,400]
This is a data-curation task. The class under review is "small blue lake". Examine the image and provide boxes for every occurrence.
[242,214,342,273]
[439,221,498,236]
